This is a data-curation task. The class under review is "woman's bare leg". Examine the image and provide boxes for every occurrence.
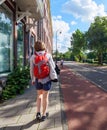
[36,90,43,113]
[42,90,49,116]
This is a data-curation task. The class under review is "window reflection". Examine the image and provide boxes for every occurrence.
[30,35,34,56]
[17,23,24,66]
[0,12,13,73]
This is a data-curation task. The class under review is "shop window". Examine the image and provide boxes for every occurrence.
[17,22,24,66]
[0,9,13,74]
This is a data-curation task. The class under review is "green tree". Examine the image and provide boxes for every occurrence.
[87,16,107,65]
[64,51,71,60]
[71,29,87,62]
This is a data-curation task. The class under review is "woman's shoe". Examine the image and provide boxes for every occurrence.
[41,112,49,121]
[36,112,41,120]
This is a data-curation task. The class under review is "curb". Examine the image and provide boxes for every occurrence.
[59,78,68,130]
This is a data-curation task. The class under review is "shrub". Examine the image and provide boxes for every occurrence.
[2,65,30,100]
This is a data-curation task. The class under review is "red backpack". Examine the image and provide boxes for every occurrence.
[33,52,50,79]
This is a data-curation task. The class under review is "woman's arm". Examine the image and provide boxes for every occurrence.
[48,54,58,80]
[49,54,55,68]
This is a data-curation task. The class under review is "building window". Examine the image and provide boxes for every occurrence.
[0,8,13,74]
[29,35,34,56]
[17,22,24,66]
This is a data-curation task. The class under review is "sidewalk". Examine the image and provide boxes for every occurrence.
[0,81,67,130]
[1,65,107,130]
[60,66,107,130]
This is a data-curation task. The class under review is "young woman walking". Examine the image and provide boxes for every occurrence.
[30,40,57,121]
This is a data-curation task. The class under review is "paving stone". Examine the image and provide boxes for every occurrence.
[0,109,18,117]
[56,104,61,110]
[18,114,35,123]
[48,106,56,111]
[21,120,39,130]
[22,124,38,130]
[4,124,22,130]
[0,116,20,126]
[48,110,61,118]
[39,118,54,130]
[48,126,62,130]
[27,102,36,108]
[17,108,31,115]
[54,117,62,127]
[29,107,36,113]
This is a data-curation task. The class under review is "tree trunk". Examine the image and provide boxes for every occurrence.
[98,52,103,65]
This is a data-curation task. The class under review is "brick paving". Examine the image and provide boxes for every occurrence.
[60,66,107,130]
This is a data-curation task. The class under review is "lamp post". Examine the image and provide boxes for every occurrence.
[56,30,61,62]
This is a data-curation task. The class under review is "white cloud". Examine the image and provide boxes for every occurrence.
[52,16,70,33]
[71,21,77,25]
[52,16,72,53]
[52,15,62,20]
[62,0,107,22]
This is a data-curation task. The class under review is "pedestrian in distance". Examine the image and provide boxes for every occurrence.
[60,59,64,69]
[30,40,58,121]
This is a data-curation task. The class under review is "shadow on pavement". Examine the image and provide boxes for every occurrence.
[0,82,63,130]
[60,67,107,130]
[1,119,39,130]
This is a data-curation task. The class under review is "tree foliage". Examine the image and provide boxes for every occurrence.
[87,16,107,64]
[53,16,107,65]
[71,29,87,61]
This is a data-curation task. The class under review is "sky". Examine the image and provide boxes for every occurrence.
[50,0,107,53]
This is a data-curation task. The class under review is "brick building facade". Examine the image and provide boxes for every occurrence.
[0,0,53,79]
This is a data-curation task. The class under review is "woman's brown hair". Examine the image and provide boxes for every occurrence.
[34,40,46,52]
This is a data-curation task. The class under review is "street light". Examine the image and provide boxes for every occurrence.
[56,30,61,62]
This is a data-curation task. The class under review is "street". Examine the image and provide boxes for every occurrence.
[64,61,107,92]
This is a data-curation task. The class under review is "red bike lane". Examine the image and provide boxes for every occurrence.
[60,66,107,130]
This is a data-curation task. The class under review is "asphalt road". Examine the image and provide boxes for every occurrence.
[64,61,107,92]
